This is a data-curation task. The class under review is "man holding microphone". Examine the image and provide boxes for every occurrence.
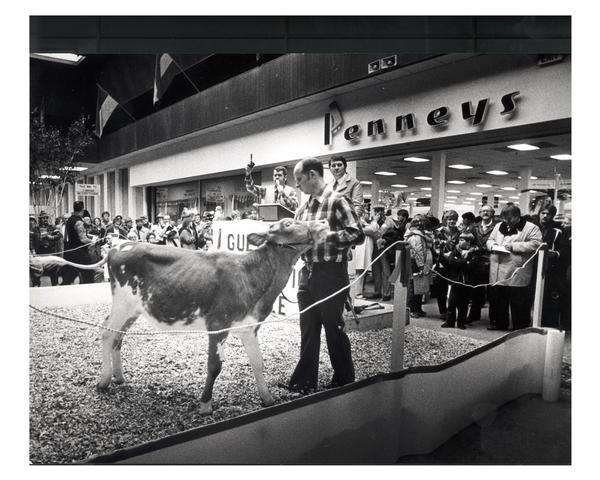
[245,158,299,211]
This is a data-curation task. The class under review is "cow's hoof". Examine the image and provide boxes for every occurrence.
[198,401,213,416]
[113,377,125,385]
[261,397,275,408]
[96,382,110,393]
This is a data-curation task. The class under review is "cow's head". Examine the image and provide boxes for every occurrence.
[247,219,330,251]
[29,254,44,278]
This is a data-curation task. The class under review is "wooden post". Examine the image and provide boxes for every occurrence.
[390,242,410,372]
[532,245,547,328]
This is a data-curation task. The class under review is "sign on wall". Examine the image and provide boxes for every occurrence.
[75,184,100,196]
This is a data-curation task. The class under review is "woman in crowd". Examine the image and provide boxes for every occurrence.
[353,208,375,298]
[405,214,434,318]
[433,210,461,320]
[179,217,198,250]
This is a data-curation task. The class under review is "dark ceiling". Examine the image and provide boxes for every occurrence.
[30,53,282,135]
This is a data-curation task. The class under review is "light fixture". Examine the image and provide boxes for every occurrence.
[486,170,509,176]
[530,176,538,180]
[391,184,408,188]
[550,154,571,161]
[494,194,503,198]
[470,192,483,195]
[507,143,540,151]
[31,53,86,65]
[448,164,473,170]
[39,174,60,180]
[403,157,430,163]
[359,180,373,185]
[464,197,476,201]
[420,187,432,191]
[476,184,493,188]
[509,196,520,200]
[374,171,396,176]
[447,180,466,184]
[363,194,372,199]
[414,176,432,180]
[446,196,457,199]
[501,187,517,191]
[425,194,432,197]
[447,189,461,193]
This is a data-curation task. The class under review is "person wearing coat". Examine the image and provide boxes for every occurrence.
[327,155,364,217]
[405,214,434,318]
[179,217,197,250]
[486,204,542,331]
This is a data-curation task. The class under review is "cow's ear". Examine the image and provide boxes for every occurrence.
[247,232,268,247]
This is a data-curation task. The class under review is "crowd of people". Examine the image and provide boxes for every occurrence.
[29,203,262,286]
[353,202,571,332]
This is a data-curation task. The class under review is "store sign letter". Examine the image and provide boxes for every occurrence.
[427,106,450,126]
[500,91,520,115]
[367,119,386,137]
[344,125,361,141]
[462,98,490,126]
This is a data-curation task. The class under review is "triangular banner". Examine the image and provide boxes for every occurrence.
[95,85,119,138]
[153,53,180,105]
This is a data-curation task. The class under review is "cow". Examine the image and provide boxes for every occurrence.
[30,219,330,414]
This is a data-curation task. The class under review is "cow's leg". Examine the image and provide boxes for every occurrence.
[110,316,138,384]
[238,328,274,407]
[199,332,229,415]
[97,291,140,391]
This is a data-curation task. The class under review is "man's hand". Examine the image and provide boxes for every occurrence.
[245,159,255,176]
[504,243,513,252]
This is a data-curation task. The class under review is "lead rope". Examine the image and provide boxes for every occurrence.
[29,241,545,336]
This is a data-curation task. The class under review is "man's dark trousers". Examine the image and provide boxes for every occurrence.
[289,262,355,391]
[488,285,532,330]
[61,248,95,285]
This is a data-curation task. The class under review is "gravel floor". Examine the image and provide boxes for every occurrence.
[30,303,485,464]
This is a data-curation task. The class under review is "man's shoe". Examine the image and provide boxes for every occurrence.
[457,323,467,330]
[364,294,382,300]
[439,313,447,320]
[325,380,354,390]
[382,295,392,301]
[487,326,501,331]
[441,321,454,328]
[278,382,313,395]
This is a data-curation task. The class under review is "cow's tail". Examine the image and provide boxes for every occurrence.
[30,255,109,271]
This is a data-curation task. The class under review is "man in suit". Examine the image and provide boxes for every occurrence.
[327,155,364,216]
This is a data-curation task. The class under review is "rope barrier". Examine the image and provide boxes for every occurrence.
[429,242,546,289]
[29,239,546,336]
[29,240,404,337]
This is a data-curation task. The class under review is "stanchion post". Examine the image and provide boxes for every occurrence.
[532,245,547,328]
[390,242,410,372]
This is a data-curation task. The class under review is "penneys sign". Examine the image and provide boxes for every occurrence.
[323,91,520,145]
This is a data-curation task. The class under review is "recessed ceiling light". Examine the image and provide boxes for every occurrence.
[363,194,372,198]
[425,194,432,197]
[470,192,483,195]
[447,180,466,184]
[550,154,571,161]
[507,144,540,151]
[359,180,373,185]
[421,187,432,191]
[494,195,503,198]
[509,196,520,200]
[476,184,493,188]
[39,174,60,179]
[447,189,461,193]
[486,170,509,176]
[391,184,408,188]
[374,171,396,176]
[499,200,509,203]
[448,164,473,170]
[414,176,432,181]
[530,176,538,180]
[404,157,430,163]
[464,197,476,201]
[501,187,517,191]
[446,196,457,199]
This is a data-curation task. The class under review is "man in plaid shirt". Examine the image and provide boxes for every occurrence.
[286,157,364,394]
[245,164,299,211]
